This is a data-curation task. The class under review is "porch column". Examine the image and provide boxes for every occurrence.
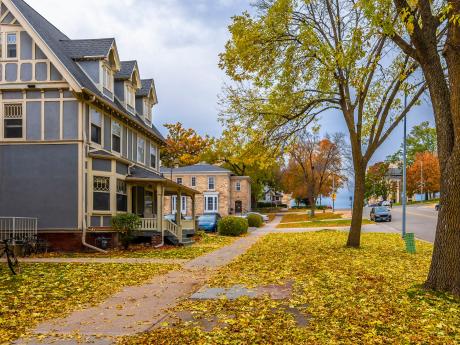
[192,194,196,232]
[176,190,182,226]
[156,184,163,232]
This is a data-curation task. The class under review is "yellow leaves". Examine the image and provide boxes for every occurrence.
[0,263,175,343]
[121,232,459,344]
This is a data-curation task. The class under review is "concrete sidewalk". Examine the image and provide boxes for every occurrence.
[19,219,279,344]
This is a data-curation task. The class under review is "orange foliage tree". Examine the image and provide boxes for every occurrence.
[282,132,346,215]
[407,152,440,199]
[161,122,210,168]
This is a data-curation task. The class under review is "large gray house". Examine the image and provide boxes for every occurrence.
[0,0,199,250]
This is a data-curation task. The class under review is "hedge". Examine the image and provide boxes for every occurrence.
[247,213,263,228]
[218,216,248,237]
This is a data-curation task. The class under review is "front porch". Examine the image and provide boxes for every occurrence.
[126,173,200,246]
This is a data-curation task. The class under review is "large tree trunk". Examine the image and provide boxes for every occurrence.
[422,15,460,295]
[347,165,366,247]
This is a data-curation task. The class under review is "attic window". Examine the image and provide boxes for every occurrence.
[102,65,113,92]
[144,99,152,123]
[7,33,17,59]
[126,84,135,109]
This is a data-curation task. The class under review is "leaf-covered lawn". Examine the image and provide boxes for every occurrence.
[119,232,460,344]
[277,219,373,228]
[280,212,344,223]
[36,234,236,260]
[0,263,176,343]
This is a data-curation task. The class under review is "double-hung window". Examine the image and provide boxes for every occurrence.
[137,137,145,164]
[191,176,197,188]
[144,99,152,123]
[236,181,241,191]
[102,65,113,92]
[116,179,127,212]
[112,120,121,153]
[208,176,215,190]
[176,177,183,185]
[172,195,187,215]
[6,33,17,59]
[3,103,23,139]
[150,144,157,169]
[126,84,135,109]
[90,109,102,145]
[93,176,110,211]
[204,195,218,213]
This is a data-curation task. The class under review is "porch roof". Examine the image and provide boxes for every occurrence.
[126,165,200,196]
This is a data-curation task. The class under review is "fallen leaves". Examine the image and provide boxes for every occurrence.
[119,232,460,344]
[0,263,176,343]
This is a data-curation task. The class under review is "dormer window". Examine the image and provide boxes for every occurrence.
[102,65,113,92]
[126,84,135,109]
[144,99,152,123]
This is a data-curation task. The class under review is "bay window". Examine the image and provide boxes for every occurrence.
[150,144,157,169]
[172,195,187,215]
[116,179,127,212]
[204,194,218,213]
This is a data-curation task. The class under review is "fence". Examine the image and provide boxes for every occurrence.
[0,217,38,242]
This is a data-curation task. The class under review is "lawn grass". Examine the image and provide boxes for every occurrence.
[119,232,460,345]
[277,219,372,228]
[36,234,236,260]
[280,212,343,223]
[0,262,176,343]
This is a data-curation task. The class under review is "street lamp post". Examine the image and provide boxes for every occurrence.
[402,92,407,238]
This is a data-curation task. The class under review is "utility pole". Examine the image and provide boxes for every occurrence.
[402,92,407,238]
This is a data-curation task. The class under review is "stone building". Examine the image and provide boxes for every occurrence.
[161,164,252,216]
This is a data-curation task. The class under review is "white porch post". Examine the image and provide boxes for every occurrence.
[176,190,182,226]
[192,194,196,232]
[156,184,163,231]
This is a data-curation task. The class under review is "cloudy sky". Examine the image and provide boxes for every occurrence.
[27,0,435,163]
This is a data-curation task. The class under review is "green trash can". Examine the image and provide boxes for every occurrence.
[404,233,416,254]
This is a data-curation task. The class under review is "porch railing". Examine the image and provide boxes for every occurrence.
[139,218,158,231]
[0,217,38,242]
[163,219,183,243]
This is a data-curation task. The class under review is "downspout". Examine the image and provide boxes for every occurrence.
[81,96,107,253]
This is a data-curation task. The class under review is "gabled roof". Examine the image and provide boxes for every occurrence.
[137,79,158,104]
[115,61,137,79]
[7,0,164,145]
[160,164,233,174]
[60,38,115,59]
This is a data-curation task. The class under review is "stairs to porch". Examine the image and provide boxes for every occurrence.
[163,220,195,247]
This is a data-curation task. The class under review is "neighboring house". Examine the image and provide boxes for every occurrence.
[386,165,402,203]
[260,186,287,206]
[160,164,252,216]
[0,0,199,250]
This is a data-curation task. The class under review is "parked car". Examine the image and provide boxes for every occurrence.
[198,213,222,232]
[381,200,392,209]
[370,206,392,222]
[243,212,270,222]
[164,214,192,223]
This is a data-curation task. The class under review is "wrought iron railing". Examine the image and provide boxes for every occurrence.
[0,217,38,242]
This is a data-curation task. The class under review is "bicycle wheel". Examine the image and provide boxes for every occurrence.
[7,250,21,275]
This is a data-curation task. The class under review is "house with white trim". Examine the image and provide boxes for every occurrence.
[0,0,199,250]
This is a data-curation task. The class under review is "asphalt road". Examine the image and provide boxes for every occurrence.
[364,204,438,243]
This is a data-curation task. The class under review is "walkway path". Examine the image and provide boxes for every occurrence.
[19,220,277,345]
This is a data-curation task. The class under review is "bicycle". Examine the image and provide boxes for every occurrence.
[1,239,21,275]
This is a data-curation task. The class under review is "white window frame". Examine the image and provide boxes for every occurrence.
[2,102,24,140]
[126,83,135,109]
[90,108,103,146]
[137,137,145,164]
[208,176,215,190]
[102,64,114,92]
[176,177,183,185]
[150,143,157,169]
[172,195,187,215]
[6,32,18,60]
[191,176,197,188]
[144,99,152,123]
[204,194,219,213]
[236,181,241,191]
[111,120,121,153]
